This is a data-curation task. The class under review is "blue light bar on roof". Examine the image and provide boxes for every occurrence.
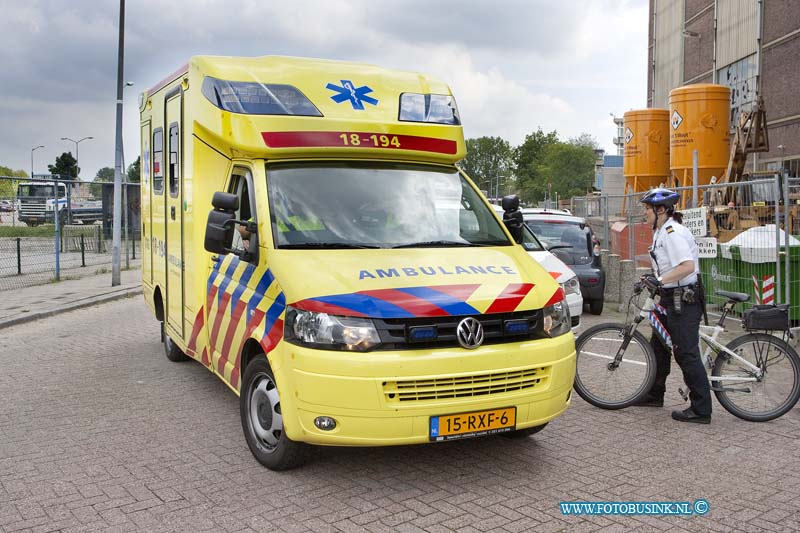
[201,76,322,116]
[399,93,460,125]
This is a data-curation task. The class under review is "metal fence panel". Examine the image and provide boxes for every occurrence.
[0,175,140,291]
[573,175,796,322]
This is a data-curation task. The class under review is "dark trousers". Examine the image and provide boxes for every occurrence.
[649,298,712,416]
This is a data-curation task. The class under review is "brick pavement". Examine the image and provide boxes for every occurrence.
[1,299,799,532]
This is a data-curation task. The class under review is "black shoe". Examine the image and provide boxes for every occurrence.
[632,394,663,407]
[671,407,710,424]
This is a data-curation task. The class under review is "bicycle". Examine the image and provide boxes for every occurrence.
[573,283,800,421]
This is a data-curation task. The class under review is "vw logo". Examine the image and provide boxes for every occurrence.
[456,317,484,349]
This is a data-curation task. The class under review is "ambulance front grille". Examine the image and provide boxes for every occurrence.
[373,309,543,350]
[382,366,550,403]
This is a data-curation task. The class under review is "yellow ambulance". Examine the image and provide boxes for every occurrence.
[139,55,575,470]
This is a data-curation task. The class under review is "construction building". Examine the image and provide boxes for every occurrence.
[647,0,800,177]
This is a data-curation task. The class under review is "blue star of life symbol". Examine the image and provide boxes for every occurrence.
[326,80,378,110]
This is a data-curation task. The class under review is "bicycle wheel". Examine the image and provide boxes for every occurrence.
[712,333,800,422]
[574,322,657,409]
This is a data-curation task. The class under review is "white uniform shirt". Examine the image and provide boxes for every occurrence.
[650,218,700,288]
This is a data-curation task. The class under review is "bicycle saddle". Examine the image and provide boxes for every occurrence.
[715,290,750,302]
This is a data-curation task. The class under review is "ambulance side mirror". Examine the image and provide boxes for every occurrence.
[501,194,524,244]
[204,192,238,255]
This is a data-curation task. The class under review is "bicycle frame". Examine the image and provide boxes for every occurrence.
[699,325,763,382]
[699,301,764,385]
[625,293,763,384]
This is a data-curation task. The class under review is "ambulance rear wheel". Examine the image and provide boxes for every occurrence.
[162,322,189,362]
[241,357,310,471]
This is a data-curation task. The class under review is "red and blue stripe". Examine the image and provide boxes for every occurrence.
[292,283,536,318]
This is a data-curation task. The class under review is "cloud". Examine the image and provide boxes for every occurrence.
[0,0,648,182]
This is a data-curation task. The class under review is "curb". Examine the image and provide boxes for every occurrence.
[0,285,142,330]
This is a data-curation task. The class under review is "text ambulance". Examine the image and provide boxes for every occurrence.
[139,55,576,470]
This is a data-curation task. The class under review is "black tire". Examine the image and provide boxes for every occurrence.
[240,357,310,470]
[162,322,189,362]
[588,299,604,315]
[573,322,657,409]
[501,423,548,439]
[712,333,800,422]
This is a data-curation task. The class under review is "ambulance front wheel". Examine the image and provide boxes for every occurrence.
[162,322,189,362]
[241,356,310,471]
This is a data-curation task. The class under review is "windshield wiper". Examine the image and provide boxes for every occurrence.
[278,242,381,249]
[392,240,475,249]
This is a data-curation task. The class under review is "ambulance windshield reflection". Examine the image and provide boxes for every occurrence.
[266,162,511,250]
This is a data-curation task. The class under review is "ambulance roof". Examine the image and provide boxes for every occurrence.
[190,55,454,122]
[144,55,465,163]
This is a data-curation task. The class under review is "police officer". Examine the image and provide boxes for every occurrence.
[635,188,711,424]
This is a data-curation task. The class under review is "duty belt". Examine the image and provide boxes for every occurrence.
[660,282,699,295]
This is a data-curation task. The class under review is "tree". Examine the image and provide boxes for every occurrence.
[90,167,115,198]
[568,133,600,150]
[513,129,559,204]
[127,156,141,183]
[48,152,78,179]
[533,142,597,203]
[459,136,513,199]
[0,165,28,197]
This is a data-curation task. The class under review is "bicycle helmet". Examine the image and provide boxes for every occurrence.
[640,188,680,208]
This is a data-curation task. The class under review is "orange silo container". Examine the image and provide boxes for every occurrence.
[623,109,670,194]
[669,84,730,190]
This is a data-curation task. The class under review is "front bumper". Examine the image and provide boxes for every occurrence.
[269,333,576,446]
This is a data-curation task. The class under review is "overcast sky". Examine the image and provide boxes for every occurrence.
[0,0,648,181]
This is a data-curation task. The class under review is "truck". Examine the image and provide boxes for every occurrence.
[140,55,576,470]
[17,179,103,227]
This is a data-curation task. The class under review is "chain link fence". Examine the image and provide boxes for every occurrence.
[0,175,140,290]
[572,175,798,324]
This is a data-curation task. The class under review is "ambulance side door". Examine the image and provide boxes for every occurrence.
[140,120,152,285]
[208,166,259,386]
[164,90,184,337]
[150,127,166,293]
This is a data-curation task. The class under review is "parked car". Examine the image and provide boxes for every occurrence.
[522,208,606,315]
[493,205,583,327]
[0,199,15,212]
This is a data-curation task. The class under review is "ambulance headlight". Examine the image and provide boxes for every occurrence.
[542,300,571,338]
[285,306,381,351]
[399,93,461,125]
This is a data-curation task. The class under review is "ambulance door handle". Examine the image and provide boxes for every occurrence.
[170,206,176,220]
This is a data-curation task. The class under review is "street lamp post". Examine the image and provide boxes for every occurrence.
[61,137,94,181]
[122,80,135,270]
[60,136,93,180]
[112,0,126,286]
[30,145,44,178]
[22,145,46,227]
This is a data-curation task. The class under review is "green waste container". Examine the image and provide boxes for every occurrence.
[700,244,800,321]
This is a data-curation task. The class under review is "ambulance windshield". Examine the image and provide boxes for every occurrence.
[266,162,511,249]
